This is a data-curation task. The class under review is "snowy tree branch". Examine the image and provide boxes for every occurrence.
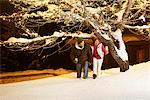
[123,25,150,29]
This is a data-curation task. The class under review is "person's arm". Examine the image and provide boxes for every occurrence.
[70,46,78,64]
[87,44,93,64]
[102,45,109,55]
[105,46,109,55]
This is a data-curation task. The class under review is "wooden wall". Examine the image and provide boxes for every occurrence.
[102,40,150,69]
[126,40,150,65]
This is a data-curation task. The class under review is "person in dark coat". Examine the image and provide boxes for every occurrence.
[70,37,92,79]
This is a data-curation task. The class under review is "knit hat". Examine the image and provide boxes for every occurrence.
[77,37,83,43]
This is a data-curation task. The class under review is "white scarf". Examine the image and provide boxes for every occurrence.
[75,41,84,50]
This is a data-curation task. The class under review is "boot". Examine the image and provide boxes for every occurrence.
[93,74,97,79]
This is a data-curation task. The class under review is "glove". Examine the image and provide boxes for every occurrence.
[73,58,78,64]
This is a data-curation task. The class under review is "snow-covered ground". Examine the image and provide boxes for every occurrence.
[0,61,150,100]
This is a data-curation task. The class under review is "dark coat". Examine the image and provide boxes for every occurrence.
[70,43,92,66]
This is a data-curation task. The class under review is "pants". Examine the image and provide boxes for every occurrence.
[93,57,103,75]
[76,61,88,78]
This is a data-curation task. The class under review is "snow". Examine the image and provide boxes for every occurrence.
[139,15,146,22]
[111,29,128,61]
[0,61,150,100]
[6,37,32,43]
[86,7,100,14]
[52,32,65,37]
[123,25,150,29]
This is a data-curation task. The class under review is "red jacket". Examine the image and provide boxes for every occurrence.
[91,43,107,59]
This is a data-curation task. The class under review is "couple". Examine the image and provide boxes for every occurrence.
[70,37,109,79]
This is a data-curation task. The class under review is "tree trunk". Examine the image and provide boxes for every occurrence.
[84,19,129,72]
[104,40,129,72]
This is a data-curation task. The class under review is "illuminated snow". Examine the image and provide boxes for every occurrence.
[111,29,128,61]
[1,61,150,100]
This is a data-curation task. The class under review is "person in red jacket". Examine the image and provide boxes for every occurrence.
[91,37,109,79]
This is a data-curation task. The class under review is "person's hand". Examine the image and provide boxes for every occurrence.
[73,58,78,64]
[88,62,92,66]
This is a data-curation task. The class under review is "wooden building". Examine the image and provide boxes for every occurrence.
[124,34,150,65]
[103,33,150,69]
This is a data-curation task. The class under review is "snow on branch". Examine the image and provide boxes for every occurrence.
[1,0,149,54]
[1,32,62,51]
[123,25,150,29]
[1,31,94,51]
[111,29,128,61]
